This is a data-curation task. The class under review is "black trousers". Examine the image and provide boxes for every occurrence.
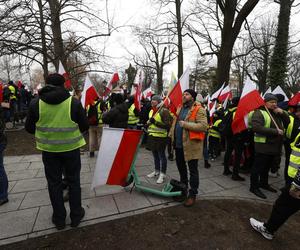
[223,136,244,175]
[284,142,294,185]
[208,136,221,158]
[175,148,199,197]
[265,186,300,233]
[42,148,82,223]
[250,153,275,190]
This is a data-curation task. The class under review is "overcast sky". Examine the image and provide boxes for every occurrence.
[95,0,300,81]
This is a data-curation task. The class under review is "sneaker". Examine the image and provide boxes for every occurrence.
[156,173,166,184]
[250,218,274,240]
[147,171,159,178]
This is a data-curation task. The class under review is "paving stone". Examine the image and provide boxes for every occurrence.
[0,208,39,239]
[145,193,172,206]
[0,193,25,213]
[81,163,91,173]
[5,162,30,172]
[35,168,45,178]
[212,176,244,189]
[199,178,224,194]
[0,235,28,246]
[20,189,50,209]
[28,161,44,170]
[113,190,152,213]
[22,154,42,162]
[94,185,125,197]
[4,156,24,164]
[10,178,47,193]
[8,181,16,192]
[82,196,118,220]
[7,169,38,181]
[136,166,152,176]
[81,184,96,199]
[80,172,92,184]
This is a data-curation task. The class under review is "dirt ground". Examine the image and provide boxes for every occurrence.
[3,129,300,249]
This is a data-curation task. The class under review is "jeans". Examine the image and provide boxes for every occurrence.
[0,143,8,200]
[175,148,199,197]
[42,149,82,223]
[152,149,167,174]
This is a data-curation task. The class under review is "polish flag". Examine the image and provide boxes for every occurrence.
[103,72,119,97]
[218,85,232,102]
[211,82,225,100]
[0,83,3,102]
[231,79,265,134]
[91,127,143,188]
[143,87,152,99]
[81,75,99,108]
[165,67,190,113]
[272,85,289,101]
[134,69,144,111]
[58,61,72,89]
[288,92,300,106]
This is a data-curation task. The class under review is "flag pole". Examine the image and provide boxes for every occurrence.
[263,106,280,130]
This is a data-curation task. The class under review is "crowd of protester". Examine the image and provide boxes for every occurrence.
[0,73,300,241]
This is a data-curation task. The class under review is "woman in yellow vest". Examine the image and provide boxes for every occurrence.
[250,132,300,240]
[25,73,89,230]
[146,95,172,184]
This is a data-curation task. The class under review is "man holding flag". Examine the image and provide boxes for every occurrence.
[249,93,289,199]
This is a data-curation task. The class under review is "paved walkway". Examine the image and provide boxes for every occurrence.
[0,149,285,246]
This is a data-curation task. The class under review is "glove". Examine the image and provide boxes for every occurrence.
[149,117,155,124]
[289,184,300,199]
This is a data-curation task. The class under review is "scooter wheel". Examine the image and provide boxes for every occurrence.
[122,175,134,187]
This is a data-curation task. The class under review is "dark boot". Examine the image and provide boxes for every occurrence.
[204,160,211,169]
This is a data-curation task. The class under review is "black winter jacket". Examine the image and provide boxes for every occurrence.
[102,102,129,128]
[25,85,89,134]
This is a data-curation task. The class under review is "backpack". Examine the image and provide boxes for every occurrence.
[87,104,99,126]
[218,110,233,136]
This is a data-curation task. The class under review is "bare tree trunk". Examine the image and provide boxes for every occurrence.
[47,0,65,70]
[175,0,183,78]
[38,0,49,81]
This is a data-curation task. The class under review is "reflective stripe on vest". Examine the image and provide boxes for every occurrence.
[288,133,300,178]
[128,103,139,125]
[97,104,103,125]
[148,109,168,138]
[8,85,16,100]
[187,104,205,140]
[254,110,271,143]
[208,119,222,139]
[35,97,86,152]
[286,115,294,140]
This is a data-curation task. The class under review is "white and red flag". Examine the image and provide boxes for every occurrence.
[164,67,190,114]
[103,72,119,97]
[218,85,232,102]
[91,127,143,188]
[58,61,72,89]
[231,79,265,134]
[262,86,272,98]
[142,87,153,99]
[133,69,144,111]
[211,82,225,100]
[272,85,288,101]
[81,75,99,108]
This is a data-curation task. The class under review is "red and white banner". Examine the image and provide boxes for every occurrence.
[103,72,119,97]
[218,85,232,102]
[58,61,72,89]
[91,128,143,188]
[143,87,152,99]
[164,67,190,114]
[81,75,99,108]
[133,69,144,111]
[211,82,225,100]
[232,79,264,134]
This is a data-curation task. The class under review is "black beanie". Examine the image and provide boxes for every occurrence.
[184,89,197,101]
[46,73,65,86]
